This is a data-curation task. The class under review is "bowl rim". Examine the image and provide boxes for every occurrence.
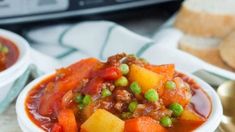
[16,71,223,132]
[0,29,30,81]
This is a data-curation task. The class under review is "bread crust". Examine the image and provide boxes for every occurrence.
[175,5,235,38]
[219,31,235,69]
[179,37,235,71]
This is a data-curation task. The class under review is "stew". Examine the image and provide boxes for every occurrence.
[26,53,211,132]
[0,36,19,72]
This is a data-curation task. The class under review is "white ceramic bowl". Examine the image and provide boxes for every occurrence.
[0,29,30,105]
[16,71,223,132]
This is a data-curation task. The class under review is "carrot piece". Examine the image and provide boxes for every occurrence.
[58,109,78,132]
[145,64,175,81]
[124,116,167,132]
[56,58,103,93]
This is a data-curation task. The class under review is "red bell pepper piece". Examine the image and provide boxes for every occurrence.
[98,66,122,80]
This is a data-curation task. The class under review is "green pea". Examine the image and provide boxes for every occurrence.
[101,88,112,98]
[128,101,138,112]
[121,112,132,119]
[74,93,83,103]
[130,82,141,94]
[119,64,129,75]
[115,76,128,87]
[160,116,172,127]
[82,95,92,106]
[165,80,176,90]
[144,89,159,102]
[169,103,184,117]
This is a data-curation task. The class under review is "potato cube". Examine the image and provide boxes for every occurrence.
[128,64,163,93]
[81,109,124,132]
[180,109,205,122]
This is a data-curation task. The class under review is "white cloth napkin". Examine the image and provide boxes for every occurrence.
[25,21,153,70]
[25,20,235,80]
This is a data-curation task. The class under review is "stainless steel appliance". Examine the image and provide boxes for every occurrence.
[0,0,176,24]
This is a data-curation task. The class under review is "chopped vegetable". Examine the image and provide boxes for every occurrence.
[58,109,78,132]
[130,82,141,94]
[128,64,163,93]
[124,116,167,132]
[160,116,172,127]
[78,103,85,110]
[99,66,122,80]
[169,103,184,117]
[0,43,9,54]
[62,90,74,107]
[121,112,132,119]
[128,101,138,112]
[101,88,112,98]
[25,54,211,132]
[74,93,83,103]
[0,46,8,54]
[161,77,191,106]
[119,64,129,75]
[38,58,102,116]
[82,95,92,106]
[51,123,63,132]
[81,77,103,96]
[180,109,205,122]
[115,76,128,87]
[145,64,175,81]
[57,58,102,93]
[144,89,159,102]
[165,80,176,90]
[81,109,124,132]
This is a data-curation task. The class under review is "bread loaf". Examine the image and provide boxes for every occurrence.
[219,31,235,69]
[179,35,235,71]
[175,0,235,38]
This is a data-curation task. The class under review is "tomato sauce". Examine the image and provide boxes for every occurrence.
[25,54,212,132]
[0,36,19,72]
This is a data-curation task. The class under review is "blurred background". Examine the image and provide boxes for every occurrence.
[0,0,182,37]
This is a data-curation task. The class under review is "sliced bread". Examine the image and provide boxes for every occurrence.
[175,0,235,38]
[179,35,235,71]
[219,31,235,69]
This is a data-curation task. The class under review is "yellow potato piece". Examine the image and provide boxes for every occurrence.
[180,109,204,122]
[128,64,163,93]
[81,109,124,132]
